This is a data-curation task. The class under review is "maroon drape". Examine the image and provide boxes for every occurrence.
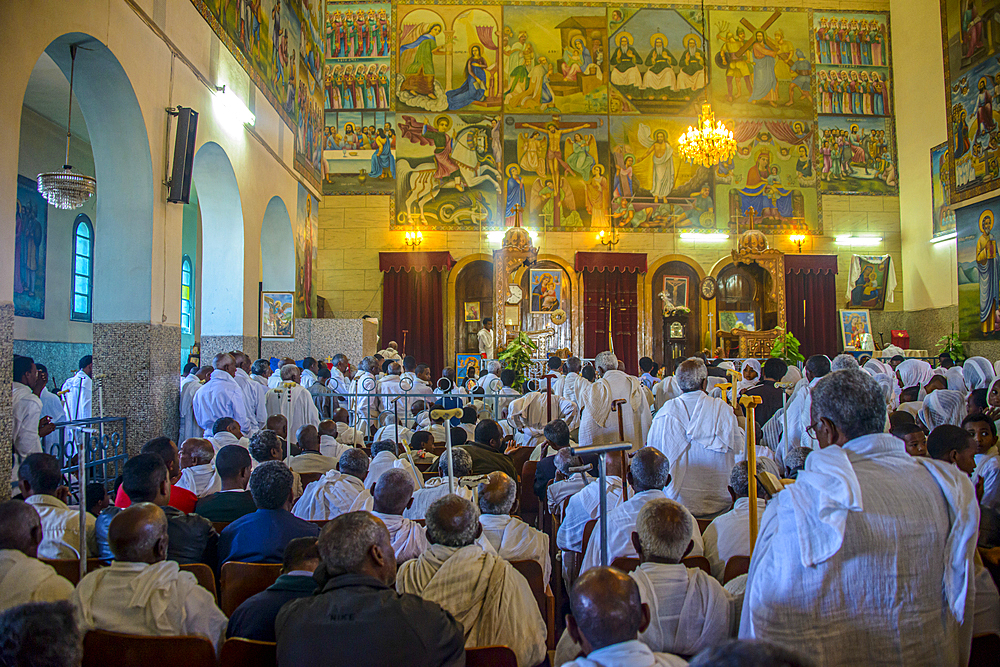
[582,271,640,375]
[381,252,452,376]
[785,255,838,358]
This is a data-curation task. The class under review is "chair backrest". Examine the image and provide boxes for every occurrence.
[41,558,106,586]
[220,561,284,616]
[723,555,751,584]
[509,447,534,482]
[220,638,277,667]
[510,560,546,620]
[82,630,215,667]
[465,646,518,667]
[612,555,711,575]
[971,633,1000,667]
[682,555,711,575]
[309,519,328,528]
[298,472,323,487]
[610,556,640,573]
[179,563,217,600]
[696,518,712,535]
[519,460,539,523]
[581,518,597,552]
[212,521,231,535]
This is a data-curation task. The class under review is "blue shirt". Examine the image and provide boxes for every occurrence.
[219,509,319,564]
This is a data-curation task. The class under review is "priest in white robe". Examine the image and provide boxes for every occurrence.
[506,390,580,449]
[578,352,651,452]
[774,355,831,461]
[175,438,220,498]
[208,418,250,454]
[0,500,75,612]
[327,354,352,400]
[292,449,371,520]
[193,353,252,436]
[249,359,272,387]
[557,452,626,552]
[179,366,212,444]
[268,358,295,389]
[34,365,66,450]
[264,365,320,446]
[581,448,703,573]
[61,355,93,421]
[554,357,585,407]
[702,462,766,581]
[370,468,429,563]
[364,439,420,490]
[396,494,547,667]
[475,471,551,581]
[349,356,381,436]
[232,352,268,432]
[740,370,978,666]
[300,357,320,389]
[648,359,745,518]
[72,504,228,652]
[377,341,402,361]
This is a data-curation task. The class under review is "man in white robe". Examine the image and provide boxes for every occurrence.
[265,365,320,446]
[327,354,352,400]
[404,449,487,521]
[476,471,551,581]
[496,370,521,419]
[268,358,295,389]
[288,425,338,475]
[349,356,380,436]
[364,438,420,490]
[477,360,502,392]
[193,353,252,436]
[578,352,651,452]
[653,375,682,411]
[377,341,402,361]
[19,453,96,559]
[33,364,66,450]
[13,357,50,480]
[72,503,228,651]
[507,389,580,449]
[174,438,220,498]
[377,362,409,417]
[232,352,268,432]
[208,417,250,454]
[557,452,626,552]
[300,357,320,389]
[581,448,703,573]
[179,366,212,444]
[775,354,830,461]
[548,448,595,513]
[702,462,766,582]
[647,358,745,518]
[740,369,979,666]
[318,420,356,460]
[0,500,75,612]
[555,357,585,407]
[249,359,272,387]
[370,468,429,563]
[396,494,546,667]
[293,449,372,520]
[61,355,93,421]
[477,319,495,360]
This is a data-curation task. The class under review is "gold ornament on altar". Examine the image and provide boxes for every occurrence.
[503,225,532,252]
[678,103,737,167]
[549,308,567,325]
[738,228,769,255]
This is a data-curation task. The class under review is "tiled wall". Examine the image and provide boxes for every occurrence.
[12,340,93,389]
[261,318,378,366]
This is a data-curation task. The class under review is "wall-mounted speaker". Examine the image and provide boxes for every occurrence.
[167,106,198,203]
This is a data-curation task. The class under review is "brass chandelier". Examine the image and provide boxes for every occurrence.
[678,102,737,167]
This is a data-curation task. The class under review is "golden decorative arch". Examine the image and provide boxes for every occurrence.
[445,253,493,367]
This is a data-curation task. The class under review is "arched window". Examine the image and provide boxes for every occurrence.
[181,255,194,334]
[70,215,93,322]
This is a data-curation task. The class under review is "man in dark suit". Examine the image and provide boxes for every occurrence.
[194,445,256,523]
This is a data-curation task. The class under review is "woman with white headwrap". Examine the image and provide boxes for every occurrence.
[964,356,996,391]
[896,359,933,393]
[918,389,966,430]
[737,359,762,395]
[945,366,968,394]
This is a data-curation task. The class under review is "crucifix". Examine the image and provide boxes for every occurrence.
[733,10,783,58]
[513,115,598,227]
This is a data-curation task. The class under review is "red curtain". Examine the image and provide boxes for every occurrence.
[785,255,838,358]
[381,253,452,376]
[582,271,640,375]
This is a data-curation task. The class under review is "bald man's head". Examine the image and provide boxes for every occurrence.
[425,494,480,547]
[334,407,351,424]
[0,500,43,557]
[372,469,414,515]
[107,503,168,564]
[213,353,236,376]
[569,567,649,654]
[318,420,338,438]
[297,425,319,452]
[477,472,517,515]
[178,438,214,469]
[266,414,288,439]
[196,366,214,382]
[629,447,670,492]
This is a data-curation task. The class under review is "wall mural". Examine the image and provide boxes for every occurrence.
[932,141,957,238]
[15,175,47,320]
[941,0,1000,203]
[193,0,326,190]
[816,116,897,195]
[295,184,319,318]
[956,192,1000,340]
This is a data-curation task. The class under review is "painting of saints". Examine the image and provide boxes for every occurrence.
[636,126,674,202]
[585,164,608,227]
[401,115,459,182]
[850,265,881,307]
[447,45,490,110]
[677,34,707,90]
[530,271,561,312]
[613,147,635,199]
[506,164,526,222]
[748,31,780,105]
[642,34,677,93]
[715,24,753,102]
[978,209,999,334]
[400,24,443,98]
[611,33,643,89]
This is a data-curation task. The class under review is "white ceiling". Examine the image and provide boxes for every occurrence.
[22,51,90,143]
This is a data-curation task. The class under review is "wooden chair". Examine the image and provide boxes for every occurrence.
[519,460,539,528]
[581,518,597,552]
[511,560,556,649]
[220,638,277,667]
[82,630,215,667]
[220,561,283,615]
[611,556,640,573]
[41,558,106,586]
[309,519,328,528]
[682,555,711,575]
[723,555,751,584]
[696,518,712,535]
[179,563,217,600]
[298,472,322,487]
[509,447,535,483]
[465,646,517,667]
[612,555,710,575]
[212,521,231,535]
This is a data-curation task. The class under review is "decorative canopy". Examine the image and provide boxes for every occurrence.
[379,251,455,273]
[784,254,838,276]
[574,252,647,274]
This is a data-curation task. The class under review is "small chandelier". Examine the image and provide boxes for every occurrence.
[37,44,96,210]
[678,102,737,167]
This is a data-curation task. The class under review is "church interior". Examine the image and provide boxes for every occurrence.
[4,0,1000,666]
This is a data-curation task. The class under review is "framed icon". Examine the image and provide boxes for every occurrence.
[464,301,481,322]
[261,292,294,338]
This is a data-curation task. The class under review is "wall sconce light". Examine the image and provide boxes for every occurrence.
[213,84,255,127]
[404,230,423,249]
[789,234,806,253]
[598,227,620,248]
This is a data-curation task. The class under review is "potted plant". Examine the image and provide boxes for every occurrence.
[770,327,805,364]
[498,332,538,388]
[936,324,967,363]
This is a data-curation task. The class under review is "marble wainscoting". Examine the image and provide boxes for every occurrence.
[0,302,12,498]
[262,318,377,365]
[200,336,261,362]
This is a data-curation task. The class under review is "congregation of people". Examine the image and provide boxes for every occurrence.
[5,344,1000,667]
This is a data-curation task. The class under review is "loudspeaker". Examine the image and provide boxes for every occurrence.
[167,106,198,203]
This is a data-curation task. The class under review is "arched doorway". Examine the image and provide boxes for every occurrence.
[453,259,494,357]
[260,196,294,292]
[651,260,702,372]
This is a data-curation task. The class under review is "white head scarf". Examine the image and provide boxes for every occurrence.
[781,366,802,385]
[963,357,995,391]
[862,359,890,378]
[738,359,762,394]
[896,359,933,390]
[918,389,967,430]
[945,367,968,394]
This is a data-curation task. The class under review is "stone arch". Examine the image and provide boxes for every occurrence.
[260,196,294,292]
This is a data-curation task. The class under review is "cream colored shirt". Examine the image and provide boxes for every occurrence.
[0,549,75,612]
[25,494,97,558]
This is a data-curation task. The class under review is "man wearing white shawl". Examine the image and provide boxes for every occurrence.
[404,448,487,521]
[72,504,227,652]
[265,365,321,446]
[555,357,586,407]
[396,495,547,667]
[0,500,74,612]
[476,472,551,581]
[370,469,429,563]
[232,352,268,431]
[653,375,682,410]
[965,356,996,391]
[740,369,978,666]
[175,439,220,498]
[581,448,703,573]
[293,449,372,520]
[363,439,420,490]
[558,452,627,552]
[647,359,746,518]
[578,351,652,451]
[349,356,381,436]
[208,418,251,454]
[919,389,967,430]
[192,353,253,437]
[179,366,212,443]
[772,355,830,462]
[702,462,767,582]
[506,390,580,449]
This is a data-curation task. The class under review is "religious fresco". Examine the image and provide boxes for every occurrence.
[502,114,608,230]
[932,142,957,237]
[14,175,46,320]
[606,8,707,115]
[608,116,714,231]
[395,112,502,229]
[503,6,608,114]
[325,59,391,110]
[814,67,890,117]
[325,3,391,116]
[813,13,889,67]
[323,110,396,194]
[714,120,818,233]
[706,8,813,120]
[193,0,325,189]
[816,116,897,195]
[294,184,319,318]
[396,5,504,113]
[296,57,326,187]
[956,193,1000,340]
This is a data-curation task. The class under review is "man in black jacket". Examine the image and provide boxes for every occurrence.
[95,453,217,566]
[743,357,788,430]
[276,511,465,667]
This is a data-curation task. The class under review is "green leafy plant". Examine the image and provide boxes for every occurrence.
[498,332,538,388]
[936,324,967,363]
[770,327,805,363]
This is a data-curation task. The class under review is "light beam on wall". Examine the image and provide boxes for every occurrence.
[214,84,255,128]
[835,235,883,247]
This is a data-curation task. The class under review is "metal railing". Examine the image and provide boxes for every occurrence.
[40,417,128,503]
